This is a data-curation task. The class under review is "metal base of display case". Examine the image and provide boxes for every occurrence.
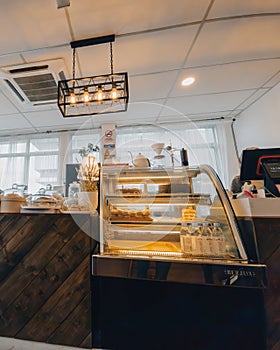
[91,274,267,350]
[92,254,267,289]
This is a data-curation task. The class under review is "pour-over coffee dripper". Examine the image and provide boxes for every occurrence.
[152,143,165,155]
[151,143,165,167]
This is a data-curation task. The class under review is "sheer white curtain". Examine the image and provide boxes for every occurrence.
[0,157,25,190]
[28,138,60,193]
[0,137,60,194]
[0,123,233,194]
[0,141,26,190]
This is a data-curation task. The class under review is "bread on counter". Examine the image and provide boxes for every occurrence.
[1,193,26,213]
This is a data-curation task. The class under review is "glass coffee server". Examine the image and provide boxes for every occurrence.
[92,165,268,350]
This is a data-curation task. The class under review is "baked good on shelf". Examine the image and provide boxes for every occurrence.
[109,204,152,221]
[120,188,142,196]
[107,240,181,252]
[181,205,196,221]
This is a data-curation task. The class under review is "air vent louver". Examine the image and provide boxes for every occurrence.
[14,73,57,102]
[4,79,25,102]
[0,59,67,107]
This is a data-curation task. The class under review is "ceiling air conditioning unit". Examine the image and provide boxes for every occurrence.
[0,58,67,108]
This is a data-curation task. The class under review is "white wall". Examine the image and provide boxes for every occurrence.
[234,82,280,153]
[216,121,240,189]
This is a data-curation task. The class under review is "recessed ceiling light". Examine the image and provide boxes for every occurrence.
[181,77,195,86]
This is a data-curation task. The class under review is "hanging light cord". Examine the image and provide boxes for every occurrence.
[72,47,76,80]
[110,42,114,75]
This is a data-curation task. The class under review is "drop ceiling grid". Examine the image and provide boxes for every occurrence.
[0,1,278,135]
[186,16,280,67]
[169,59,280,97]
[67,0,211,39]
[0,0,70,56]
[160,89,256,116]
[0,112,35,131]
[157,13,280,123]
[153,0,216,123]
[208,0,280,18]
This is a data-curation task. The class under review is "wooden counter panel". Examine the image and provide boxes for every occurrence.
[0,214,93,348]
[0,215,44,283]
[17,256,89,341]
[48,293,92,347]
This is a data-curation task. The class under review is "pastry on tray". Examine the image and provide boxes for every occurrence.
[109,204,153,222]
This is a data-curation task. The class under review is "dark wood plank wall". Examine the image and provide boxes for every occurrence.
[0,213,94,348]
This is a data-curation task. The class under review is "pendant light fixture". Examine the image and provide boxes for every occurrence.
[57,34,129,118]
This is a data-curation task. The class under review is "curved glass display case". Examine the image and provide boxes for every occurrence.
[93,165,267,289]
[99,165,246,262]
[92,165,268,350]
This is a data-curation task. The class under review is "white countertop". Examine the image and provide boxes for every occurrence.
[230,197,280,218]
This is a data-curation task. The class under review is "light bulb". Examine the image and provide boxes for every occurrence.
[110,86,118,100]
[83,88,90,103]
[181,76,195,86]
[96,86,103,101]
[70,91,76,104]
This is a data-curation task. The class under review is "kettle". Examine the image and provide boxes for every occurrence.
[129,152,150,167]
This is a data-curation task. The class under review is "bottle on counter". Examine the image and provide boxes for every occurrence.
[212,222,226,257]
[194,222,203,256]
[180,222,192,255]
[201,222,214,257]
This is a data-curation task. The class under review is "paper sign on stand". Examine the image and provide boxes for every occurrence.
[101,123,116,165]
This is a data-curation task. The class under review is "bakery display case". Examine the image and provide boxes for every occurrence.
[92,165,268,350]
[99,165,246,262]
[93,165,268,288]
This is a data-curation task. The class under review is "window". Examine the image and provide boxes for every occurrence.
[116,124,220,173]
[0,122,227,194]
[70,133,101,164]
[0,137,60,193]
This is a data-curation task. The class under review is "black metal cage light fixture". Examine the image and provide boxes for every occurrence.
[57,34,129,118]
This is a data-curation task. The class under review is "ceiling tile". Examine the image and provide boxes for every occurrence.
[209,0,280,18]
[129,71,179,101]
[0,1,278,136]
[263,70,280,88]
[126,100,163,120]
[172,59,280,97]
[77,25,199,77]
[22,46,72,78]
[23,109,90,129]
[0,113,33,133]
[0,91,21,114]
[0,54,25,68]
[187,16,280,66]
[0,0,70,56]
[81,100,162,128]
[160,90,255,116]
[233,87,271,111]
[68,0,210,38]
